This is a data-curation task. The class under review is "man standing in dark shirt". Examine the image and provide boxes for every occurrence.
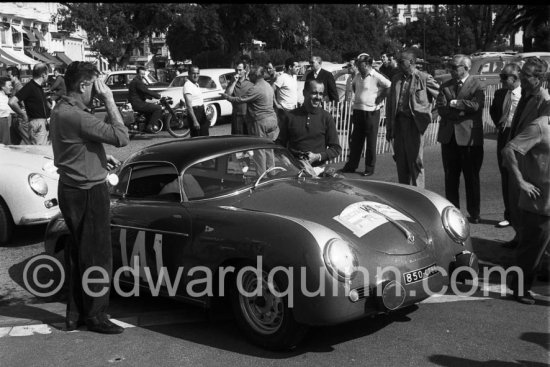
[128,66,162,133]
[379,53,398,80]
[9,63,51,144]
[50,67,67,101]
[50,61,129,333]
[276,80,342,168]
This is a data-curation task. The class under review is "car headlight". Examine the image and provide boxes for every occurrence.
[28,173,48,197]
[323,238,358,281]
[442,206,469,244]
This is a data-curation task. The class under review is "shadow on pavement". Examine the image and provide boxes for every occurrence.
[1,223,47,248]
[428,354,548,367]
[520,332,550,351]
[143,305,418,357]
[471,236,516,267]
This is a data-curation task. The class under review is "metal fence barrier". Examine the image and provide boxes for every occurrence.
[324,81,548,163]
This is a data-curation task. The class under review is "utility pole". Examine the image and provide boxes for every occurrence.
[309,5,313,58]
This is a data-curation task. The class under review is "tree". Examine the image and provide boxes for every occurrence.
[55,3,183,68]
[165,5,225,62]
[496,5,550,51]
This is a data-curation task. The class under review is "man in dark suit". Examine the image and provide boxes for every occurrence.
[489,63,522,231]
[386,51,439,188]
[305,56,338,102]
[436,54,485,224]
[128,66,162,133]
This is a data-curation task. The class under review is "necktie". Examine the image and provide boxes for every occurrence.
[500,90,512,127]
[456,80,463,96]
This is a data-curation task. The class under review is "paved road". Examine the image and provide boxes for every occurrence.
[0,126,548,366]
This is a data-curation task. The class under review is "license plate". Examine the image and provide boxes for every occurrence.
[403,264,439,285]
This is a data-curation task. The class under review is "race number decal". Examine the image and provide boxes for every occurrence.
[120,228,164,284]
[333,201,414,238]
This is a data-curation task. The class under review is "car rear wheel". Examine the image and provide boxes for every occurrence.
[230,267,309,350]
[206,104,218,127]
[0,199,14,245]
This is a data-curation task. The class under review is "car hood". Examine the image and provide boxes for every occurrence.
[234,179,431,255]
[0,144,58,179]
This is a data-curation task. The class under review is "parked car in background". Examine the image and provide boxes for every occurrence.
[44,136,478,350]
[101,70,169,108]
[159,68,235,127]
[0,144,59,245]
[435,54,519,88]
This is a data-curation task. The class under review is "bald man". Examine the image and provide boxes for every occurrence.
[436,54,485,224]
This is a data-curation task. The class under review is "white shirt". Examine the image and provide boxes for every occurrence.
[504,85,522,129]
[0,91,13,118]
[352,70,391,111]
[183,80,204,107]
[273,73,298,111]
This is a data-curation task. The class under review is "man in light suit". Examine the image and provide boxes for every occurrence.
[305,56,338,102]
[386,51,439,188]
[436,54,485,224]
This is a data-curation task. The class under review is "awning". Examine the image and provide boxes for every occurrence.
[0,47,38,65]
[55,52,73,66]
[33,29,46,42]
[22,26,37,42]
[42,52,62,66]
[10,24,24,34]
[25,49,51,64]
[0,54,17,66]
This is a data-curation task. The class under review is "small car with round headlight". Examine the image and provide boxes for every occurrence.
[0,144,60,244]
[44,136,478,350]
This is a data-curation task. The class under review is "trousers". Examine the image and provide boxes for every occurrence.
[58,181,112,322]
[394,112,425,188]
[347,109,381,173]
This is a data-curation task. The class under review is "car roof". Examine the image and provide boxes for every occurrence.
[125,136,278,170]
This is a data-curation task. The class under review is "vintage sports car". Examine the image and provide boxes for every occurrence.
[45,136,478,350]
[160,68,235,127]
[0,144,60,245]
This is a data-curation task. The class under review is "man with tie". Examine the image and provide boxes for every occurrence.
[305,56,338,103]
[489,63,522,231]
[436,54,485,224]
[386,51,439,188]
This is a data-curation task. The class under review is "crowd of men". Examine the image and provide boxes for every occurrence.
[0,51,548,329]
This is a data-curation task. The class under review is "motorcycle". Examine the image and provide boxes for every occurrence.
[119,96,190,138]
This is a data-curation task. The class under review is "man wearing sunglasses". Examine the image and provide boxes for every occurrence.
[489,63,522,233]
[436,54,485,224]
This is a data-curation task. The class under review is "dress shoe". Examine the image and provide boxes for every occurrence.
[361,171,374,177]
[66,318,85,331]
[502,240,519,249]
[468,216,481,224]
[514,293,535,305]
[496,220,510,228]
[338,167,356,174]
[86,314,124,334]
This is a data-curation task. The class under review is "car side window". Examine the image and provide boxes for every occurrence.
[199,76,216,90]
[110,166,131,197]
[479,62,491,74]
[125,163,181,201]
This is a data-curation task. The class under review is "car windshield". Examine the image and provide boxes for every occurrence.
[182,147,302,200]
[168,75,216,89]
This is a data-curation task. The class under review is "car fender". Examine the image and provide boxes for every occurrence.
[0,165,59,225]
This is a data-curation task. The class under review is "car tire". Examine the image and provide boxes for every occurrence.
[230,267,309,351]
[206,104,218,127]
[0,198,14,245]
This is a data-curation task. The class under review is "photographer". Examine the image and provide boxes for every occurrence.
[50,61,129,334]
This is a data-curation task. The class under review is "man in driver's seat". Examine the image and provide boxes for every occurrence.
[128,67,162,133]
[276,80,342,174]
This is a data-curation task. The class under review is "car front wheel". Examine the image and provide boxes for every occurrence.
[230,267,309,350]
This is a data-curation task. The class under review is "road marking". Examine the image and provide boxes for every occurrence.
[0,324,52,337]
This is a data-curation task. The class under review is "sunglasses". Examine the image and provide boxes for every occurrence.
[447,65,465,70]
[499,73,517,80]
